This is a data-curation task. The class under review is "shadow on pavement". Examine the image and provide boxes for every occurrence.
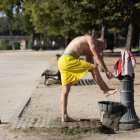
[74,79,96,86]
[1,122,8,125]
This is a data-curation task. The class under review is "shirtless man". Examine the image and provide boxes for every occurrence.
[58,35,119,122]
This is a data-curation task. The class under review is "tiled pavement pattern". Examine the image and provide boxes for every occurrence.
[46,79,97,86]
[74,79,97,86]
[12,117,102,130]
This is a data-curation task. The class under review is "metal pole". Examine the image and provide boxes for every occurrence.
[119,73,139,130]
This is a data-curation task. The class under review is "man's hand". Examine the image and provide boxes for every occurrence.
[106,71,113,79]
[102,87,119,96]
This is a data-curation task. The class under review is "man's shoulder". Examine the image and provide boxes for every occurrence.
[84,34,92,38]
[75,35,93,40]
[84,34,96,41]
[83,35,96,44]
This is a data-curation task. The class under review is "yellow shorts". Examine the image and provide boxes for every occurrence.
[58,55,93,86]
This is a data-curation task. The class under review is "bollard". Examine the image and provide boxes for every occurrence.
[119,73,139,130]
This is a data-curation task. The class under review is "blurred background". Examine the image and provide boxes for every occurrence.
[0,0,140,52]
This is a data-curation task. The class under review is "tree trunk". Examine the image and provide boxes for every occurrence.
[40,33,42,50]
[32,28,35,49]
[126,7,137,52]
[92,30,99,65]
[92,30,99,39]
[101,20,106,39]
[100,19,106,72]
[114,29,116,48]
[92,30,96,64]
[5,17,15,50]
[92,29,95,38]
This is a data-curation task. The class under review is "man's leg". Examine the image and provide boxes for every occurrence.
[61,82,76,122]
[89,64,118,96]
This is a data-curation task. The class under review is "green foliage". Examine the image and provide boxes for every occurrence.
[8,41,20,50]
[13,13,34,35]
[56,0,128,36]
[22,0,63,36]
[0,39,8,50]
[28,39,32,49]
[0,0,140,51]
[0,0,22,19]
[0,18,14,35]
[0,0,33,35]
[56,0,99,36]
[56,0,140,38]
[0,40,20,50]
[0,19,8,33]
[14,42,20,50]
[0,39,20,50]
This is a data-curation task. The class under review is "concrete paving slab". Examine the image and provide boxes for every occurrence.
[0,50,63,123]
[9,94,31,123]
[0,133,6,140]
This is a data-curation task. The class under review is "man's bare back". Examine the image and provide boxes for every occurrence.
[64,35,108,74]
[64,35,95,59]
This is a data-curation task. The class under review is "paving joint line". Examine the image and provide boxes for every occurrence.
[9,82,41,123]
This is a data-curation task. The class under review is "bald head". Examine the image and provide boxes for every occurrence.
[96,38,107,52]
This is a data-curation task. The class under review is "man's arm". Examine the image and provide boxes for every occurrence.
[87,36,108,71]
[86,36,112,79]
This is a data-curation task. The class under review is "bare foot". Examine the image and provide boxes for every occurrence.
[103,88,119,96]
[62,114,78,122]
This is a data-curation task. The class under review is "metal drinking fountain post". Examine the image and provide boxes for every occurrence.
[119,73,139,130]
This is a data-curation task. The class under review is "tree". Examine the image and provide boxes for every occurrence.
[22,0,64,35]
[5,17,15,50]
[0,0,22,19]
[125,4,138,51]
[0,0,140,52]
[106,0,140,52]
[0,17,15,50]
[13,13,34,35]
[0,0,22,50]
[0,18,8,33]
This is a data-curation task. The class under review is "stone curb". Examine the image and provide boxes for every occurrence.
[9,94,31,123]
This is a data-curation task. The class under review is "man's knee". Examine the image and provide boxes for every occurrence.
[93,64,98,70]
[89,64,98,72]
[62,86,70,95]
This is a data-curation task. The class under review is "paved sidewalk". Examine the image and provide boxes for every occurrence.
[9,70,140,140]
[21,72,114,120]
[0,50,63,123]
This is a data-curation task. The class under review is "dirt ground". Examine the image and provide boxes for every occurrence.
[1,49,140,140]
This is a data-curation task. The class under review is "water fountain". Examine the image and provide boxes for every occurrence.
[98,73,139,130]
[119,73,139,130]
